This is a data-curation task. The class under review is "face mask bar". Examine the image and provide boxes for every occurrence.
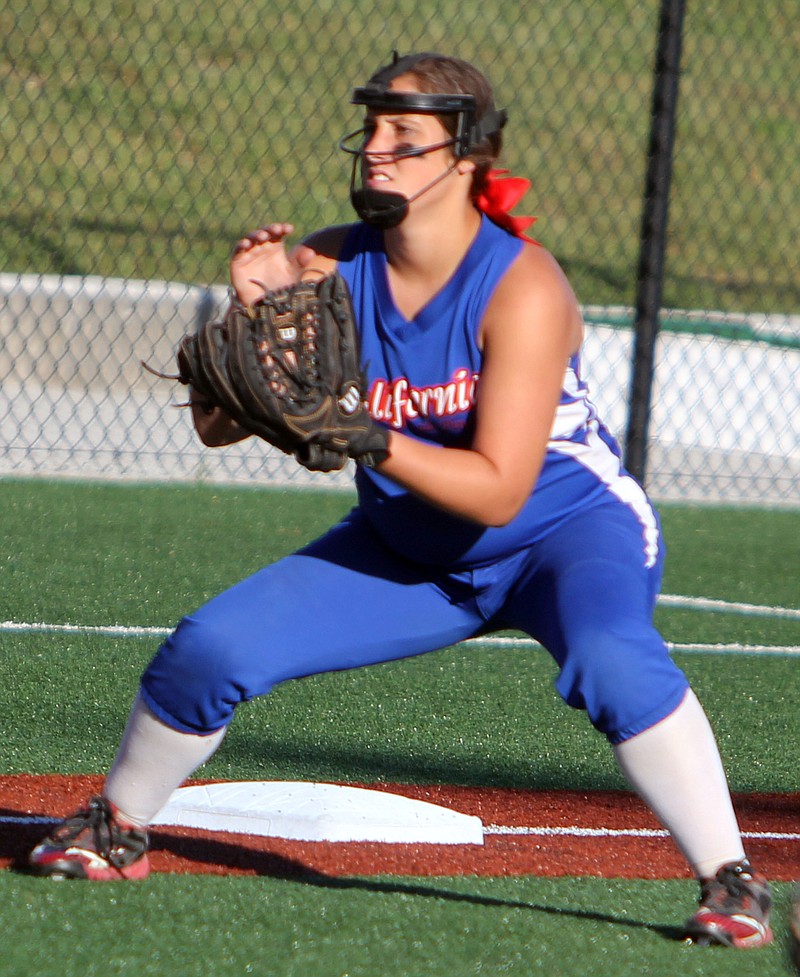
[338,129,459,163]
[344,88,506,160]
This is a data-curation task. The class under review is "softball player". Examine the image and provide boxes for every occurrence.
[29,52,771,949]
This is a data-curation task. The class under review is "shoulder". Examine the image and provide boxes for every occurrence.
[499,240,575,297]
[481,240,583,353]
[293,223,360,275]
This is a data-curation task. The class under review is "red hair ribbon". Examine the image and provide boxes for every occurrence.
[475,168,539,243]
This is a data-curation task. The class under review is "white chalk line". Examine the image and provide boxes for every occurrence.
[1,594,798,656]
[657,594,800,619]
[2,814,798,843]
[470,638,800,656]
[483,825,800,841]
[0,622,171,638]
[1,621,797,655]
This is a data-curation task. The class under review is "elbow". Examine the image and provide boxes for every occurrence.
[466,455,542,527]
[472,491,529,528]
[482,508,524,529]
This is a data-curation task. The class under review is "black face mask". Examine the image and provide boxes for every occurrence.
[342,136,461,229]
[339,52,507,228]
[349,187,409,229]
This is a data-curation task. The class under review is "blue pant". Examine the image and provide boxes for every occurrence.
[141,501,688,744]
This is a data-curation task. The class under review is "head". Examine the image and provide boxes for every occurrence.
[340,52,506,227]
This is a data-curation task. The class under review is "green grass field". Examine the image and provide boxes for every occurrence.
[1,479,798,976]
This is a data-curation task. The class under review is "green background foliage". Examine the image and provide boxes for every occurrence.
[2,0,798,311]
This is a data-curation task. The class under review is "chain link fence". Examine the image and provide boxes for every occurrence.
[1,0,798,504]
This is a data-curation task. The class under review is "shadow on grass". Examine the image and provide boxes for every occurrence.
[161,832,686,944]
[300,872,686,943]
[3,818,683,944]
[155,832,687,944]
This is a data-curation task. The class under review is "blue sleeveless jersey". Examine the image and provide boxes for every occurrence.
[337,216,659,569]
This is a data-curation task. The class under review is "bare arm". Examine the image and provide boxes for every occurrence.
[375,245,583,526]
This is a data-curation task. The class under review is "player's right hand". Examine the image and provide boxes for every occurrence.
[230,222,300,304]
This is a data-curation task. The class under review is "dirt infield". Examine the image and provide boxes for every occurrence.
[2,775,797,880]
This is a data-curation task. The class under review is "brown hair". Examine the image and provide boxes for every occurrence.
[384,54,502,195]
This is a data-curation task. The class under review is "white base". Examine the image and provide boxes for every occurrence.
[151,781,485,845]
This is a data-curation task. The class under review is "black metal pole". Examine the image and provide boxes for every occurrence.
[624,0,686,485]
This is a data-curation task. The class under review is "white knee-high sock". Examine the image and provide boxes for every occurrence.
[613,688,746,879]
[103,694,227,827]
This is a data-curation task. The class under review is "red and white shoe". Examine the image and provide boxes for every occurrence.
[684,860,773,949]
[28,795,150,881]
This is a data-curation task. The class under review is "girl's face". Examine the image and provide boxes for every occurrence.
[360,75,459,206]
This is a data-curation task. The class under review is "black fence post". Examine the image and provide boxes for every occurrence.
[624,0,686,486]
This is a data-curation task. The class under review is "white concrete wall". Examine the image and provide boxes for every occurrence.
[1,273,798,504]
